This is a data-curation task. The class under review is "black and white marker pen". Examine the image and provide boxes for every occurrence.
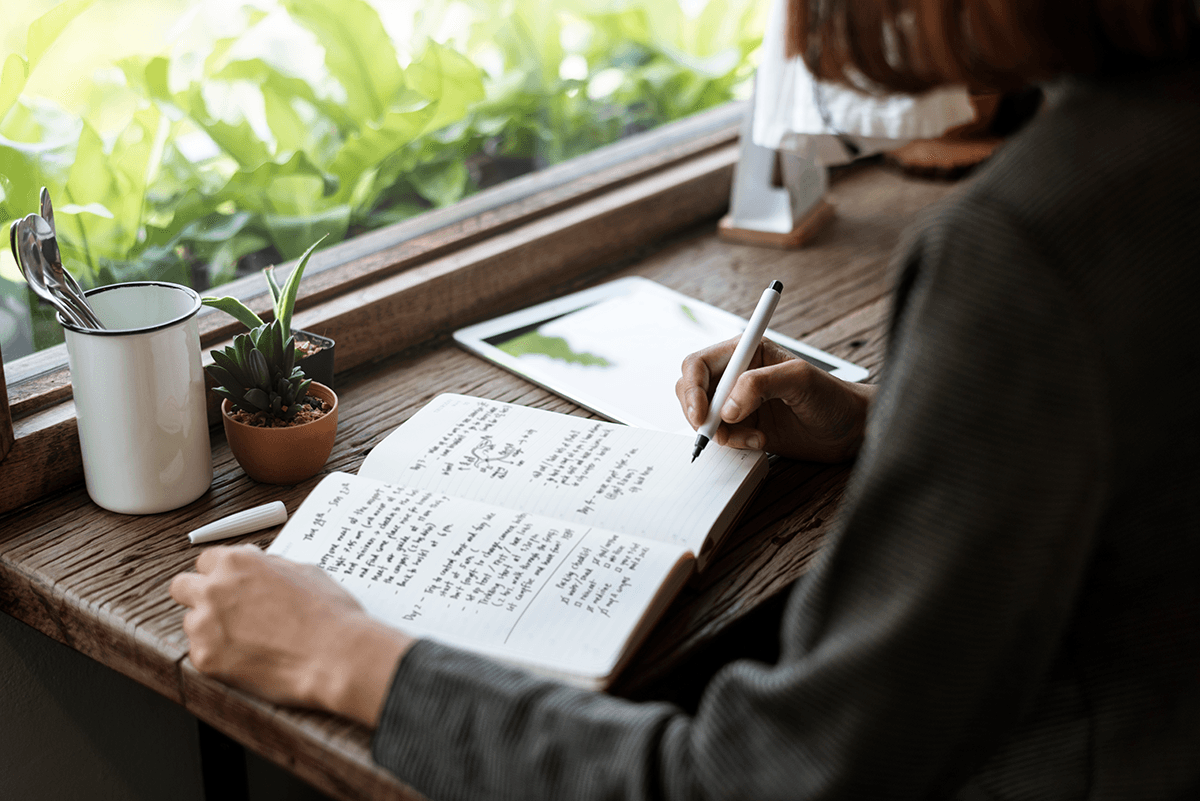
[692,280,783,462]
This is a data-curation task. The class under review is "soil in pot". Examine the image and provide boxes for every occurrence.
[222,382,338,484]
[225,395,330,427]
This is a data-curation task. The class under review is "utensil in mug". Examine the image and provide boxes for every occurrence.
[63,282,212,514]
[35,189,105,329]
[39,186,55,234]
[14,217,89,328]
[27,214,104,329]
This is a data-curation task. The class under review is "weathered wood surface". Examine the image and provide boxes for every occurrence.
[0,165,954,801]
[180,661,413,801]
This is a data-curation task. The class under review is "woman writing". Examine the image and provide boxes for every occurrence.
[172,1,1200,798]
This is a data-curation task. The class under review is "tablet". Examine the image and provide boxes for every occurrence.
[454,277,869,434]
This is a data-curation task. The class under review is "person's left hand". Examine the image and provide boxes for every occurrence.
[169,544,413,727]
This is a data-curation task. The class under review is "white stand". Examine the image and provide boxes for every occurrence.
[718,82,835,249]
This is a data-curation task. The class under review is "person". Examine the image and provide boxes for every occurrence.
[170,0,1200,798]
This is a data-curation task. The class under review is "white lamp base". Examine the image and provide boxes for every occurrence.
[718,76,836,250]
[718,198,834,249]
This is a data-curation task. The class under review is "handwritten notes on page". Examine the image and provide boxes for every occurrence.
[268,473,688,682]
[358,394,764,554]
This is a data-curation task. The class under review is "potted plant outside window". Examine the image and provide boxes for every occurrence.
[207,318,338,484]
[202,237,335,388]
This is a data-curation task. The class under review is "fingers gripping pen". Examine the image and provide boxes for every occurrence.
[692,281,783,462]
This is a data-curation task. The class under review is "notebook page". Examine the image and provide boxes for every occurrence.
[359,394,762,553]
[268,472,687,680]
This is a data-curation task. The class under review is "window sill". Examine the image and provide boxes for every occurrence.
[0,104,743,515]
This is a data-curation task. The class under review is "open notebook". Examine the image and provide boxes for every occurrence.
[268,394,768,689]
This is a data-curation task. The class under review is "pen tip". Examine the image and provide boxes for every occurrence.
[691,436,707,462]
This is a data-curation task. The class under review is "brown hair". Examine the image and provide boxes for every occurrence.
[786,0,1200,92]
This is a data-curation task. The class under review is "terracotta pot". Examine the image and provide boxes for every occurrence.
[221,382,338,485]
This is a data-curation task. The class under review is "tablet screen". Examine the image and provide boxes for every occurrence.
[457,278,866,434]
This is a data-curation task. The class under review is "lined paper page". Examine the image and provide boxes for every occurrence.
[358,394,762,552]
[268,473,686,680]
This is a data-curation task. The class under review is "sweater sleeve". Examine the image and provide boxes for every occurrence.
[371,194,1113,801]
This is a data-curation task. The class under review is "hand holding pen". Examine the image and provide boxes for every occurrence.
[678,282,876,464]
[690,281,783,461]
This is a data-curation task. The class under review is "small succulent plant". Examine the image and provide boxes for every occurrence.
[207,319,314,423]
[201,235,327,342]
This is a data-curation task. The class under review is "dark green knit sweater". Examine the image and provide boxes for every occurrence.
[372,72,1200,801]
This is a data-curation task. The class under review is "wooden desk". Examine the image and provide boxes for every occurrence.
[0,165,954,801]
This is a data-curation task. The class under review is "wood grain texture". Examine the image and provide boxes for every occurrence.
[3,345,73,418]
[717,198,836,249]
[0,399,82,513]
[0,164,955,801]
[180,661,420,801]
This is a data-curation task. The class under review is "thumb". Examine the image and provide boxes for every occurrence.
[720,360,812,423]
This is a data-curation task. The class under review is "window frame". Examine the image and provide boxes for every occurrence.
[0,102,745,515]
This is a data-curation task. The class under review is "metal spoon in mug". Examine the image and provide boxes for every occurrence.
[40,187,106,328]
[30,188,105,329]
[37,188,85,302]
[22,215,89,327]
[12,210,93,328]
[27,214,105,329]
[39,186,55,236]
[14,218,89,328]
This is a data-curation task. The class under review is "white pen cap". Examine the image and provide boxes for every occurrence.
[188,501,288,545]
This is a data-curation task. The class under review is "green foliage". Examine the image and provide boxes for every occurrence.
[271,235,324,334]
[0,1,93,123]
[1,0,763,361]
[201,234,326,333]
[208,319,314,422]
[449,0,763,164]
[3,1,488,298]
[200,295,264,331]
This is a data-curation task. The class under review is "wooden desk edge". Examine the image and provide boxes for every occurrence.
[180,660,421,801]
[1,164,958,801]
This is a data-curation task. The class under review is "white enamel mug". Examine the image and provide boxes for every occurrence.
[63,282,213,514]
